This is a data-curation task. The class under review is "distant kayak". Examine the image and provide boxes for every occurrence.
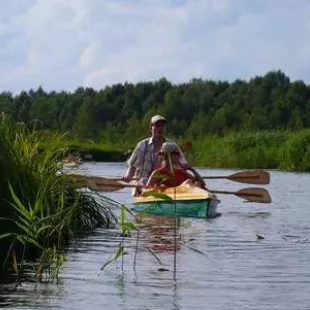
[63,161,80,168]
[63,156,82,168]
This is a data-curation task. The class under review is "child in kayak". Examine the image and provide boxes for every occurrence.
[146,142,206,188]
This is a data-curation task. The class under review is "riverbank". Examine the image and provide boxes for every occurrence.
[64,129,310,172]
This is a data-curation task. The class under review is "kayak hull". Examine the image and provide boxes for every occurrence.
[131,181,220,218]
[131,199,219,218]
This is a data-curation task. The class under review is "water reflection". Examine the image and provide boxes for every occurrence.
[138,216,184,253]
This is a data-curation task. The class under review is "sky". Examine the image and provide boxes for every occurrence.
[0,0,310,93]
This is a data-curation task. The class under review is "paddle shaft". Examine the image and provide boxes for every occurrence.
[212,189,261,197]
[115,170,270,184]
[203,175,260,180]
[73,170,269,186]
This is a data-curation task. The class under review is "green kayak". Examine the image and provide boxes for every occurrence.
[131,181,220,218]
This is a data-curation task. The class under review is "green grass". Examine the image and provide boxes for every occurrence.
[187,130,310,171]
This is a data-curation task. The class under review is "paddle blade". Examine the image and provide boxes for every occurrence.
[87,177,141,192]
[228,170,270,185]
[236,187,271,203]
[87,179,126,192]
[68,174,129,192]
[212,187,271,203]
[203,170,270,185]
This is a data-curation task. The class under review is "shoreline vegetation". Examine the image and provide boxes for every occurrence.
[0,120,118,282]
[189,129,310,172]
[65,129,310,172]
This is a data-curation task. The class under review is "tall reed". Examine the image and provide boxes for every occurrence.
[0,118,116,281]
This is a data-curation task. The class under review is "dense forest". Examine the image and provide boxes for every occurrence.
[0,70,310,149]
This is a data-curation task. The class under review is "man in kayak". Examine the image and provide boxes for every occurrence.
[123,115,187,184]
[146,142,206,188]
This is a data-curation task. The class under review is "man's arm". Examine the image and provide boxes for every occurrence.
[145,170,157,187]
[123,141,143,181]
[123,165,136,181]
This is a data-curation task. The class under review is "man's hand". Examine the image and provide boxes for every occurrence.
[122,175,132,182]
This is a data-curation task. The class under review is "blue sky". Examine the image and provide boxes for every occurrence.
[1,0,310,93]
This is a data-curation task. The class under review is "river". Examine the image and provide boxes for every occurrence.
[1,162,310,310]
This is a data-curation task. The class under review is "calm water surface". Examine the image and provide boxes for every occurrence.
[1,163,310,310]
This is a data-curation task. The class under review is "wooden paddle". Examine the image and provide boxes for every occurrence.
[66,174,137,192]
[202,170,270,185]
[67,175,271,203]
[70,170,269,186]
[211,187,271,203]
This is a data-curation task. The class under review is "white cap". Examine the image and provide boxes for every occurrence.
[150,115,167,125]
[160,142,180,154]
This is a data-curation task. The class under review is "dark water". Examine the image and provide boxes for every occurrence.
[1,163,310,310]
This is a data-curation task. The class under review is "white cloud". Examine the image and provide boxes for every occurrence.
[0,0,310,93]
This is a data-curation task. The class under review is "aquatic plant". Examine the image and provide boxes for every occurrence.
[100,202,167,274]
[0,118,117,282]
[101,205,134,272]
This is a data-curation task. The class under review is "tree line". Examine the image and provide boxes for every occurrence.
[1,70,310,148]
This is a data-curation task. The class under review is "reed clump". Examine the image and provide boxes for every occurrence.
[0,119,117,281]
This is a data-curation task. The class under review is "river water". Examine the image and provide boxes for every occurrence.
[1,162,310,310]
